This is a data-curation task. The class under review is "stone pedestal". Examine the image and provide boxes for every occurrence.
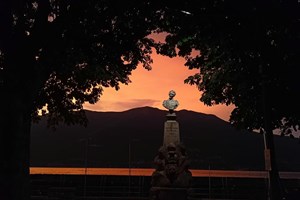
[150,113,192,200]
[163,120,180,146]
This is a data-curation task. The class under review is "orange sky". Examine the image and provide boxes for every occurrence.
[83,48,235,122]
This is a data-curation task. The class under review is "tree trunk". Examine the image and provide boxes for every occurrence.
[263,129,284,200]
[261,66,284,200]
[0,1,52,199]
[0,92,32,200]
[0,8,36,196]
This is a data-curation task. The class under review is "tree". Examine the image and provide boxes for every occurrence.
[0,0,164,199]
[153,0,300,199]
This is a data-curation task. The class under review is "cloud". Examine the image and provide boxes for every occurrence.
[117,99,160,109]
[83,98,160,112]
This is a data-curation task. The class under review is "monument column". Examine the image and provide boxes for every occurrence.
[150,90,192,200]
[163,118,180,146]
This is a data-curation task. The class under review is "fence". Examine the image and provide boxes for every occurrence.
[30,173,300,200]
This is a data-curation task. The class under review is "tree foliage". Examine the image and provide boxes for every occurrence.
[1,0,162,128]
[154,0,300,135]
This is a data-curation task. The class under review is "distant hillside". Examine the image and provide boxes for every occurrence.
[30,107,300,171]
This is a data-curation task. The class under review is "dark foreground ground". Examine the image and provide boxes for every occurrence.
[30,174,300,200]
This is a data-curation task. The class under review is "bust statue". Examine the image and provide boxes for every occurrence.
[163,90,179,113]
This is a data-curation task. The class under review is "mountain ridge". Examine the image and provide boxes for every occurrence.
[30,106,300,171]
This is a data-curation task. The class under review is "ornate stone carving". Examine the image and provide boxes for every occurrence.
[150,143,192,189]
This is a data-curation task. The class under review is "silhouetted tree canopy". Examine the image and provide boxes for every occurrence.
[154,0,300,135]
[0,0,166,129]
[2,0,297,133]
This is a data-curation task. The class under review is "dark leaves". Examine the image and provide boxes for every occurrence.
[155,0,300,134]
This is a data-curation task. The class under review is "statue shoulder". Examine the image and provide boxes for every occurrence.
[163,100,168,106]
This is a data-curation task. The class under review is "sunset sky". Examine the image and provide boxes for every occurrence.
[83,35,235,122]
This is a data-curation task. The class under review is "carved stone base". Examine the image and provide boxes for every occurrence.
[150,187,191,200]
[151,143,192,200]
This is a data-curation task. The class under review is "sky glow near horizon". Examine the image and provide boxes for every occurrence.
[83,36,235,122]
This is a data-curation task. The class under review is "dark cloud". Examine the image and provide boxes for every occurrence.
[84,99,160,111]
[117,99,160,109]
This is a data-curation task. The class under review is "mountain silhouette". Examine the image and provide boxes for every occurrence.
[30,107,300,171]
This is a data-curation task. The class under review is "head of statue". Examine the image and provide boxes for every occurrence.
[169,90,176,98]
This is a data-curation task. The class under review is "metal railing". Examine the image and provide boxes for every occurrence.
[30,174,300,200]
